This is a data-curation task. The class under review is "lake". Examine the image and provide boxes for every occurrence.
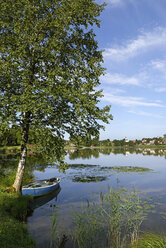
[1,148,166,247]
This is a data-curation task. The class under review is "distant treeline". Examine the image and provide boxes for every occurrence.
[0,125,165,148]
[67,136,166,147]
[66,138,138,147]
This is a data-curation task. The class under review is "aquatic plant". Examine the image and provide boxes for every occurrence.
[49,206,66,248]
[68,163,99,169]
[50,211,59,248]
[132,233,166,248]
[71,188,147,248]
[72,175,107,183]
[101,166,153,173]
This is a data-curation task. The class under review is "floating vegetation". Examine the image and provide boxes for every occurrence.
[69,164,99,169]
[69,164,153,175]
[72,176,107,183]
[101,166,153,173]
[69,165,153,184]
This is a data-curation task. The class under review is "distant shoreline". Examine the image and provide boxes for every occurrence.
[1,144,166,154]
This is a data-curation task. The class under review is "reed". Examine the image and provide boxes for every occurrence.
[132,233,166,248]
[71,188,147,248]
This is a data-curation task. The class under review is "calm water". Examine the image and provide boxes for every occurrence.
[1,148,166,247]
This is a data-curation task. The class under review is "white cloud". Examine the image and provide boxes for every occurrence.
[137,60,166,89]
[151,60,166,71]
[108,0,135,7]
[155,87,166,92]
[101,73,141,86]
[104,27,166,61]
[103,93,165,107]
[150,60,166,78]
[128,110,163,118]
[100,86,125,95]
[110,0,123,6]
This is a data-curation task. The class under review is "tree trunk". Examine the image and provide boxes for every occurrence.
[12,112,30,193]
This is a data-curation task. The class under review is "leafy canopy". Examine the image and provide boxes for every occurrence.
[0,0,112,159]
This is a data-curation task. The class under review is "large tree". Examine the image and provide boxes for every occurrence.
[0,0,112,193]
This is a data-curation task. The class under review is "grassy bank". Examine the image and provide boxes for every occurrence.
[0,169,35,248]
[0,191,35,248]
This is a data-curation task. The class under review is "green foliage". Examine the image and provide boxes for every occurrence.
[113,139,126,147]
[99,139,112,147]
[0,124,21,146]
[0,169,17,188]
[0,0,112,163]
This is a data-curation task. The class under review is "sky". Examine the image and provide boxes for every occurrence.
[94,0,166,140]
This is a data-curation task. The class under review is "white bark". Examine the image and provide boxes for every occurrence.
[12,147,27,193]
[12,111,30,193]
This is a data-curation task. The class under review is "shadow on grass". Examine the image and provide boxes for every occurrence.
[0,191,35,248]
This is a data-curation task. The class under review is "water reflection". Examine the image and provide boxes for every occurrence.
[30,187,61,210]
[67,147,166,160]
[0,154,52,186]
[0,148,158,188]
[0,147,165,172]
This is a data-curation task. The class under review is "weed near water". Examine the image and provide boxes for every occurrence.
[70,188,148,248]
[132,233,166,248]
[49,187,166,248]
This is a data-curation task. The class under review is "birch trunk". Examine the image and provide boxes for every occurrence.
[12,112,30,193]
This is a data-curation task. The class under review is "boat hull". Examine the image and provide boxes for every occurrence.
[22,179,60,197]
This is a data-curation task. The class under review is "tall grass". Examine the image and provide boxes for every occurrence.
[50,211,59,248]
[71,188,147,248]
[50,187,162,248]
[133,233,166,248]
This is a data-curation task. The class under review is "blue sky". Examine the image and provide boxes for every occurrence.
[95,0,166,140]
